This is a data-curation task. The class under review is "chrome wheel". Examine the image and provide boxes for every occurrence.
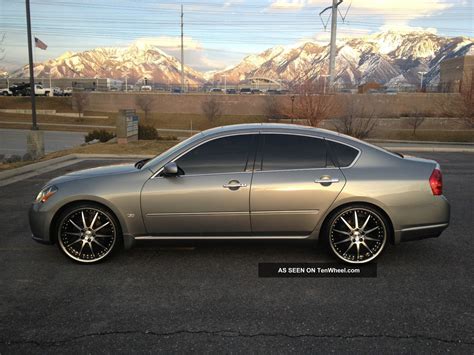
[58,207,117,263]
[329,207,387,264]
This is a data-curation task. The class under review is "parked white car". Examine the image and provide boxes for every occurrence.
[1,88,12,96]
[141,85,152,91]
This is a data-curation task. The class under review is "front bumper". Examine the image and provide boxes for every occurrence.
[29,203,54,244]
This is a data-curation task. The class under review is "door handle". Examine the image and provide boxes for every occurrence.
[223,182,247,189]
[314,176,339,185]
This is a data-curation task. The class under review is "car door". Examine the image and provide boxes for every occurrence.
[141,134,258,236]
[250,133,346,235]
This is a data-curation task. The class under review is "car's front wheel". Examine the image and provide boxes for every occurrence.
[57,204,120,263]
[326,205,388,264]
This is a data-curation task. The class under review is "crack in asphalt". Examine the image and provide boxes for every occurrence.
[1,329,473,347]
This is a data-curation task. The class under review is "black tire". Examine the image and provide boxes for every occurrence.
[324,204,389,264]
[56,203,122,263]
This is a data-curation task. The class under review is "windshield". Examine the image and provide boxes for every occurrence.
[141,132,204,171]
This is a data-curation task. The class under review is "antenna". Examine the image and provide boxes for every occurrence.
[319,0,344,89]
[180,4,185,93]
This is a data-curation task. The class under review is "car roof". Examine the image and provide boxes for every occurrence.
[202,123,341,139]
[199,123,387,153]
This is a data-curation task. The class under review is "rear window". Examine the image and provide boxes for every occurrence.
[327,140,359,167]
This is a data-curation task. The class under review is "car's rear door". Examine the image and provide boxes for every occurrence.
[250,133,346,235]
[141,133,258,236]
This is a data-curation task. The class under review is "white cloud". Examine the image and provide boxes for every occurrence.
[132,36,227,71]
[133,36,202,51]
[269,0,454,24]
[269,0,306,10]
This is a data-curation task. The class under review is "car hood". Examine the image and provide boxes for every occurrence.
[48,163,140,185]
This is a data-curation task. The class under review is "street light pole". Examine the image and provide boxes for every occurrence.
[125,76,128,92]
[321,74,330,94]
[25,0,38,130]
[222,75,227,94]
[290,95,295,124]
[418,71,427,92]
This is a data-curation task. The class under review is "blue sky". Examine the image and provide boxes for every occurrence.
[1,0,473,72]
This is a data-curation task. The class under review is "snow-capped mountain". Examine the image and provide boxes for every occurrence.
[11,40,205,84]
[8,30,474,87]
[212,30,474,87]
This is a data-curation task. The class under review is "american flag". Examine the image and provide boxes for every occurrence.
[34,37,47,50]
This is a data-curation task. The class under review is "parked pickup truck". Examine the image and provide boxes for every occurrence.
[27,84,51,96]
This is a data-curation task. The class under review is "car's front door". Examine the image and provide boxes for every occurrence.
[250,133,346,235]
[141,134,258,236]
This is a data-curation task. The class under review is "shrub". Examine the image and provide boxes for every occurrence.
[138,124,159,140]
[85,130,115,143]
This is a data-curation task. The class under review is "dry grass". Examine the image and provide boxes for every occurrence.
[0,140,177,172]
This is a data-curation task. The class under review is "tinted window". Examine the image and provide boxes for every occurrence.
[176,135,255,175]
[327,140,359,167]
[261,134,328,171]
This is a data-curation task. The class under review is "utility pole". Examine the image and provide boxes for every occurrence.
[320,0,343,90]
[180,4,185,93]
[222,74,227,93]
[25,0,37,130]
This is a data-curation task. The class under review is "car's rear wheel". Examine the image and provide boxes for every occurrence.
[57,204,120,263]
[326,205,388,264]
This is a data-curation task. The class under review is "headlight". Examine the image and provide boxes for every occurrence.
[35,185,58,203]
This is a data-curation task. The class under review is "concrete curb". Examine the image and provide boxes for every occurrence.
[0,154,152,183]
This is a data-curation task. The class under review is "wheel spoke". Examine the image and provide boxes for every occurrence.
[343,242,355,255]
[78,240,86,256]
[364,236,380,242]
[90,212,99,229]
[333,229,351,236]
[334,237,351,245]
[66,232,81,237]
[94,221,110,232]
[361,215,370,231]
[356,243,360,259]
[94,234,113,238]
[340,217,353,231]
[354,211,359,229]
[70,220,82,231]
[81,212,87,229]
[93,239,107,249]
[365,226,379,235]
[361,241,373,254]
[66,238,82,247]
[88,243,95,258]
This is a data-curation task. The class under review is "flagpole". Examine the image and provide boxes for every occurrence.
[25,0,38,130]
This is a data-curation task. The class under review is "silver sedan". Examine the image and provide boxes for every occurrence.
[29,124,450,264]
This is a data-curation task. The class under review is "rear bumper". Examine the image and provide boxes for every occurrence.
[399,223,449,242]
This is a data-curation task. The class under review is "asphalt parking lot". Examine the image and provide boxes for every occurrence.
[1,152,473,353]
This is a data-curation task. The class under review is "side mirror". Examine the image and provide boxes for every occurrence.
[163,162,179,176]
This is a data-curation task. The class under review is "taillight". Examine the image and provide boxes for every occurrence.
[429,168,443,196]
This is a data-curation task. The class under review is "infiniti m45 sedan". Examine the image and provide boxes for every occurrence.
[29,124,450,264]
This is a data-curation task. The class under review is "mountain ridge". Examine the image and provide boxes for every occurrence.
[8,30,474,88]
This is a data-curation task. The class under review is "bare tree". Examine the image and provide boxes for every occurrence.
[286,79,334,127]
[437,70,474,128]
[332,97,377,139]
[201,96,222,123]
[458,71,474,128]
[71,91,89,121]
[135,94,155,124]
[263,95,287,121]
[406,112,426,136]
